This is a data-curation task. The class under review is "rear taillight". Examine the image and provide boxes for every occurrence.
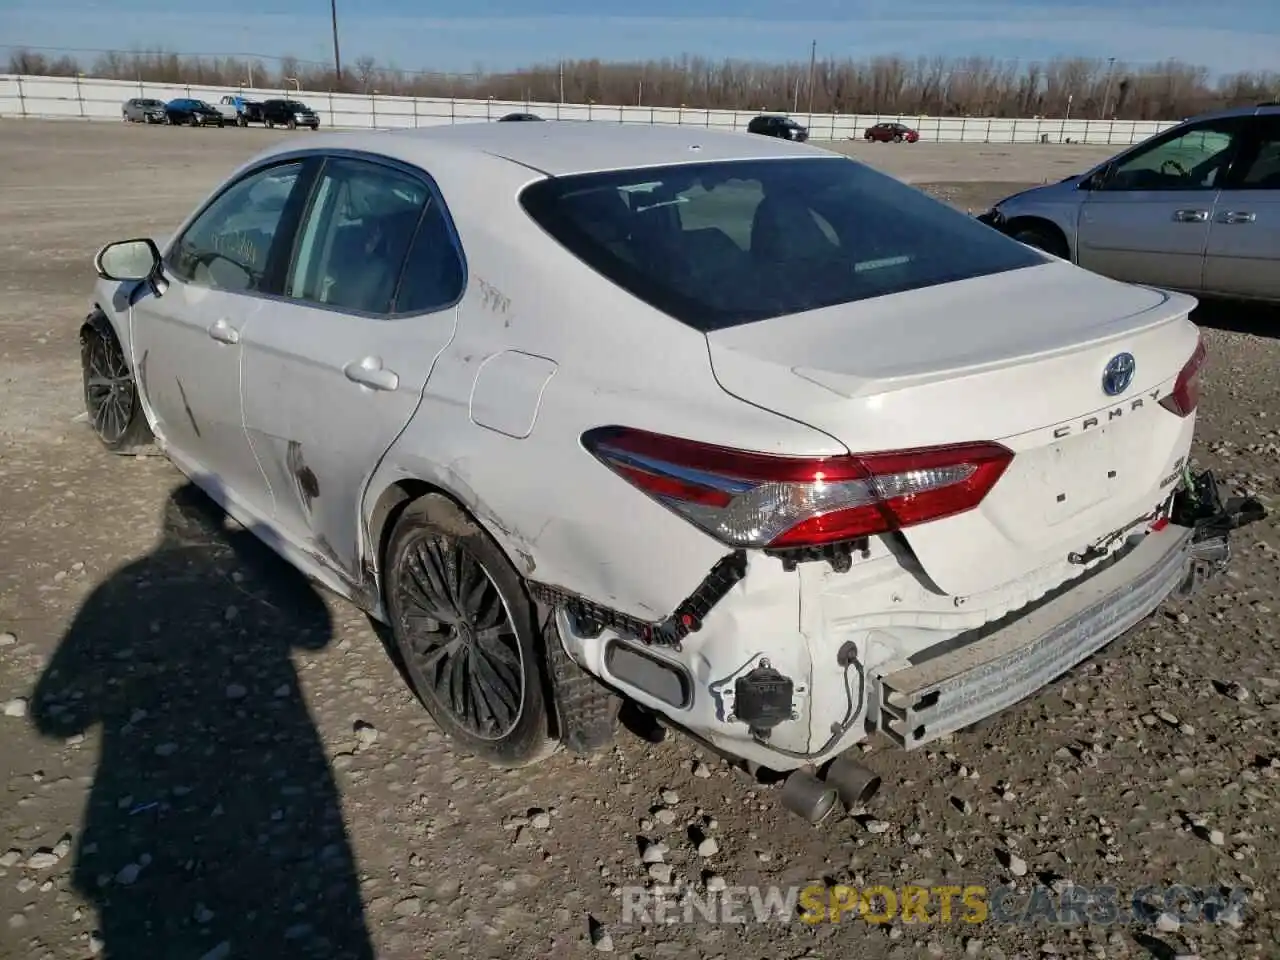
[582,427,1013,549]
[1159,335,1206,417]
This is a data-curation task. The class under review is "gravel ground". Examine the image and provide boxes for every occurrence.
[1,120,1278,960]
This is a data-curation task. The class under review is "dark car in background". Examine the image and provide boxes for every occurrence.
[498,112,544,121]
[746,114,809,141]
[163,98,225,127]
[121,98,166,123]
[864,122,919,143]
[260,99,320,130]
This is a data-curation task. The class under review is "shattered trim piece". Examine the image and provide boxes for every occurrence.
[527,551,748,651]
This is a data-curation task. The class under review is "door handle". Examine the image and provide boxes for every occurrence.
[343,357,399,392]
[1216,210,1256,224]
[207,319,240,344]
[1172,209,1209,223]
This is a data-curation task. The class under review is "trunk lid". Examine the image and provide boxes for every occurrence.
[706,261,1201,596]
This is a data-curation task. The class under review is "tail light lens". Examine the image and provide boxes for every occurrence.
[1159,335,1206,417]
[582,427,1013,549]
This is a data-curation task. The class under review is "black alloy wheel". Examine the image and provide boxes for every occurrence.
[384,496,557,766]
[81,323,152,452]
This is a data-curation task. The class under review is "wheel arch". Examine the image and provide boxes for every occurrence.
[1001,215,1073,261]
[80,303,130,357]
[362,475,538,619]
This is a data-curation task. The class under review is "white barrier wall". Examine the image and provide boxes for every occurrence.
[0,73,1180,146]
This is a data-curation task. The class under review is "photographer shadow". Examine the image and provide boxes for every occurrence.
[30,481,374,959]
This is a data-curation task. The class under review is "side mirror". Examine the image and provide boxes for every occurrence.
[1080,165,1112,191]
[94,238,162,282]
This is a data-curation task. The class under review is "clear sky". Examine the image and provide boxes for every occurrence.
[3,0,1278,76]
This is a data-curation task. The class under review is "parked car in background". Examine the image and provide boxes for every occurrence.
[81,122,1262,823]
[499,112,544,121]
[977,103,1280,304]
[746,114,809,141]
[864,122,919,143]
[260,99,320,130]
[163,99,225,127]
[121,98,166,124]
[216,95,265,126]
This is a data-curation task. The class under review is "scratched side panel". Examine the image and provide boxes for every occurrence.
[363,149,846,619]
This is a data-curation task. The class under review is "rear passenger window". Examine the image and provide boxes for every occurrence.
[1236,118,1280,189]
[286,158,428,314]
[392,199,465,314]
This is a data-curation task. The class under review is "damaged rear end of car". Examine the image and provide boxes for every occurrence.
[513,150,1265,815]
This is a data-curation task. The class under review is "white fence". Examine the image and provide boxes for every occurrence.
[0,73,1181,146]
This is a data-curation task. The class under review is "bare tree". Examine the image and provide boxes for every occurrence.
[354,55,376,92]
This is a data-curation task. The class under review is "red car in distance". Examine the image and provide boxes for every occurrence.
[863,122,920,143]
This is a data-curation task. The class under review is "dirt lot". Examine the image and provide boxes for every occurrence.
[1,119,1278,960]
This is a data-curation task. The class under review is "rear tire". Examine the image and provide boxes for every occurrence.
[80,319,154,454]
[541,610,621,754]
[287,118,297,130]
[383,495,558,768]
[1010,222,1070,259]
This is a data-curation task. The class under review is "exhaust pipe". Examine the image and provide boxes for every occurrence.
[823,755,882,810]
[779,769,839,824]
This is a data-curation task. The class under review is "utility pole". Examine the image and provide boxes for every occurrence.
[558,60,565,103]
[330,0,343,89]
[806,40,817,118]
[1100,56,1115,119]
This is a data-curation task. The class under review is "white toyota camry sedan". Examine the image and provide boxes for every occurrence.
[84,121,1263,821]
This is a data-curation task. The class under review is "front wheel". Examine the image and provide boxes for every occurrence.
[383,495,558,767]
[893,134,903,143]
[81,320,154,453]
[1011,223,1070,259]
[237,114,248,127]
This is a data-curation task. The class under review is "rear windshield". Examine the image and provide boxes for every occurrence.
[519,156,1045,330]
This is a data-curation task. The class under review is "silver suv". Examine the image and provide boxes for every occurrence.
[979,103,1280,303]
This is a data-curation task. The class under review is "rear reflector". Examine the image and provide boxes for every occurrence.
[1159,334,1206,417]
[582,427,1013,550]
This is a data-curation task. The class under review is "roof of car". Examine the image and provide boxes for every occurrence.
[1175,103,1280,124]
[287,121,828,177]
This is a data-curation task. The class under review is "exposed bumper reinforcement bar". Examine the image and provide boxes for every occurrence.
[876,473,1265,749]
[877,525,1193,748]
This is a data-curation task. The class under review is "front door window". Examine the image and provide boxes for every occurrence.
[1099,121,1245,192]
[167,162,306,293]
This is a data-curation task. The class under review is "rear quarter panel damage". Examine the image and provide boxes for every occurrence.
[359,148,848,621]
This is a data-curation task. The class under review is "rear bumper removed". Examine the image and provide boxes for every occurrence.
[545,469,1264,770]
[875,470,1265,749]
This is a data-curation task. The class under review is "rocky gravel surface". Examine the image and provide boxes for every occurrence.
[1,121,1278,960]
